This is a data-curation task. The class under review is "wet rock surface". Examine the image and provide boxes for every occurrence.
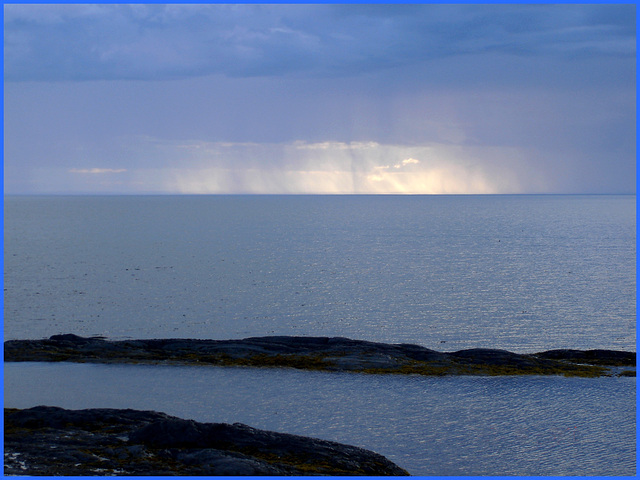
[4,334,636,377]
[4,406,409,476]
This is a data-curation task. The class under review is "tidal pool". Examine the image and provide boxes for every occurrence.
[4,361,635,476]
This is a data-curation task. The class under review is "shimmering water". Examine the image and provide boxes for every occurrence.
[3,194,636,475]
[4,362,636,476]
[3,194,636,352]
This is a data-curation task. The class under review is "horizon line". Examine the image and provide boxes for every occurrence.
[3,192,636,197]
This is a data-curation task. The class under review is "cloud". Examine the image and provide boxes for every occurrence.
[4,4,635,82]
[394,158,420,169]
[69,168,127,174]
[3,5,634,195]
[293,141,380,151]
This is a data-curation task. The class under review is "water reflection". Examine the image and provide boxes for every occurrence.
[4,362,636,476]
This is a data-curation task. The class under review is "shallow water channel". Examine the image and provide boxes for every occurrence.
[4,361,636,476]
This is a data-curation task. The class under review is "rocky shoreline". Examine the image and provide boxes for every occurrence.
[5,406,409,476]
[4,337,636,475]
[5,334,636,377]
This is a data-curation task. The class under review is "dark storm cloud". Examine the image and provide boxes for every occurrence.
[4,4,635,82]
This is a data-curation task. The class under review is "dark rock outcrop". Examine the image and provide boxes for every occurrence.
[4,406,409,476]
[4,334,635,377]
[533,349,636,366]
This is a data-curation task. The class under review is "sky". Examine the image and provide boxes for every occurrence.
[3,3,636,194]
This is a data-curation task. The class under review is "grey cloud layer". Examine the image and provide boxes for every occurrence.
[3,4,635,194]
[4,4,635,82]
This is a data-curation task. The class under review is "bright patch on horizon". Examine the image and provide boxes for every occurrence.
[48,139,547,194]
[144,139,543,195]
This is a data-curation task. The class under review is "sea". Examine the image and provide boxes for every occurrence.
[3,194,637,475]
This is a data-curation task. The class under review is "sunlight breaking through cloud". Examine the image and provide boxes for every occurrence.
[140,140,545,194]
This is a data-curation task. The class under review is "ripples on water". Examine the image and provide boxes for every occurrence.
[3,195,636,352]
[4,195,636,475]
[4,362,636,476]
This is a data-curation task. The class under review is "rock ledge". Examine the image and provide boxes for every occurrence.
[4,406,409,476]
[4,334,636,377]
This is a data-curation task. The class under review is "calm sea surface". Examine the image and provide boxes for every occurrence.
[3,194,637,475]
[3,194,636,351]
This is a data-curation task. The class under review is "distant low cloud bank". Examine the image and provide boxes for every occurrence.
[42,140,543,195]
